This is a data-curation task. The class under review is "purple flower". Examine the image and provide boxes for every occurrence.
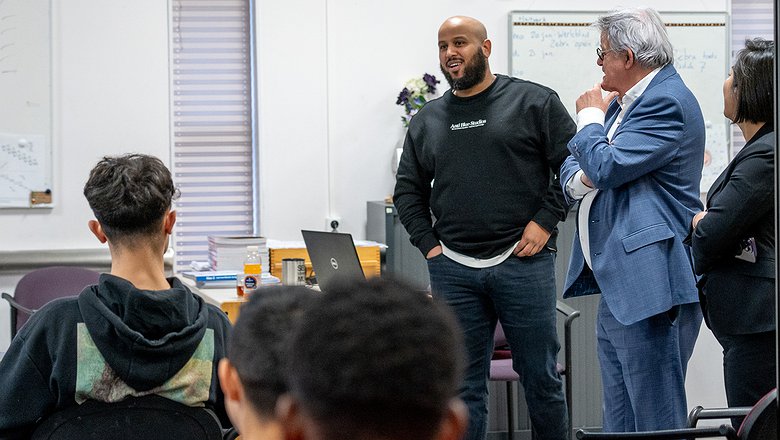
[396,87,411,106]
[423,73,440,94]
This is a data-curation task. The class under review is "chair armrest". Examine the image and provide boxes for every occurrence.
[1,292,34,315]
[556,300,577,316]
[687,405,751,427]
[556,300,581,326]
[576,424,738,440]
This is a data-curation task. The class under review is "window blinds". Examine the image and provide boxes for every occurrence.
[169,0,256,273]
[729,0,773,155]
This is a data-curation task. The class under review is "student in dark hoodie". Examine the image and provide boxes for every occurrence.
[0,154,232,438]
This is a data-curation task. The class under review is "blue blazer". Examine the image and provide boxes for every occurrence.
[560,64,705,325]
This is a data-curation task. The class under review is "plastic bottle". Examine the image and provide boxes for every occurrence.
[239,245,262,297]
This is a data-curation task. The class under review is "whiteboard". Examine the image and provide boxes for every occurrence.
[0,0,52,208]
[509,11,730,190]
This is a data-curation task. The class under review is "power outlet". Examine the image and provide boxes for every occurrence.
[326,216,341,232]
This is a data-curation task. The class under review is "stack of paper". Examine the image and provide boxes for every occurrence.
[182,270,280,289]
[208,236,269,273]
[181,270,238,288]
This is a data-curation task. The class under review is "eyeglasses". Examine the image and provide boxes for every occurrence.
[596,47,619,61]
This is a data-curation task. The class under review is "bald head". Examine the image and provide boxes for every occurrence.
[437,15,493,96]
[439,16,488,41]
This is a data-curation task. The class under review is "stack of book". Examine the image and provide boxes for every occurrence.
[208,235,269,273]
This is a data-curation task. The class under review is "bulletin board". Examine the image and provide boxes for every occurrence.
[509,11,730,190]
[0,0,52,208]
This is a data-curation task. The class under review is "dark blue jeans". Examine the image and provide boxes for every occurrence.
[427,251,568,440]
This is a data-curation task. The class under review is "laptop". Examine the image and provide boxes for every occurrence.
[301,230,365,292]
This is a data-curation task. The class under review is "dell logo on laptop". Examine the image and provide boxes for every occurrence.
[330,258,339,270]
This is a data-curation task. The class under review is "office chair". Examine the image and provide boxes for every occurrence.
[489,300,580,440]
[490,322,520,440]
[1,266,100,339]
[30,395,225,440]
[736,388,777,440]
[575,388,777,440]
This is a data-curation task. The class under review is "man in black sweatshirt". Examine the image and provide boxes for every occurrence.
[393,16,575,440]
[0,154,232,438]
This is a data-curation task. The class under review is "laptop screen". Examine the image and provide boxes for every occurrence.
[301,230,365,292]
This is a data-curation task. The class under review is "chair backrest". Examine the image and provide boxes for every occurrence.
[494,321,508,347]
[30,395,224,440]
[10,266,100,334]
[738,388,777,440]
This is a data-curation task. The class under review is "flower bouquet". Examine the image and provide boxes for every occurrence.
[396,73,440,127]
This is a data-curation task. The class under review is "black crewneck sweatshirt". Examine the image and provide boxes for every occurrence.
[394,74,575,258]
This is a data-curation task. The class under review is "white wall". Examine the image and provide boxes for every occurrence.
[256,0,729,410]
[255,0,330,239]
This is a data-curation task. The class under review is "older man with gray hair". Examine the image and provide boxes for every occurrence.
[560,7,705,432]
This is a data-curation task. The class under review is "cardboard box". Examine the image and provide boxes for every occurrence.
[268,245,380,280]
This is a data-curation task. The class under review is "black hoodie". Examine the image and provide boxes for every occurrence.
[0,274,232,438]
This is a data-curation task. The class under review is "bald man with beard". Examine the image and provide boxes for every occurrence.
[394,16,575,440]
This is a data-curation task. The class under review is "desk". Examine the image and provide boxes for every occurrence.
[180,277,246,323]
[181,277,319,324]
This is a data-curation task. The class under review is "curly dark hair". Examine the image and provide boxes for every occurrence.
[83,154,178,244]
[732,38,774,124]
[286,277,465,440]
[227,286,315,418]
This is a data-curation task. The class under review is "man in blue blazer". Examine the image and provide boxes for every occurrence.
[560,8,705,432]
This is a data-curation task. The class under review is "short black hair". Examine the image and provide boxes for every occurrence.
[286,277,464,440]
[227,287,315,418]
[732,38,774,124]
[83,154,178,244]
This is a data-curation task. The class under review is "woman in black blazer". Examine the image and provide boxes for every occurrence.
[690,38,775,425]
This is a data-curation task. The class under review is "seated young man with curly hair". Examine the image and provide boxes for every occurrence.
[0,154,233,437]
[277,277,468,440]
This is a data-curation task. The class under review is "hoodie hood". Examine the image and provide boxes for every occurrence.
[77,274,209,391]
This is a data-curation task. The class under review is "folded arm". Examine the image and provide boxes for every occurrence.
[691,149,774,273]
[568,93,686,189]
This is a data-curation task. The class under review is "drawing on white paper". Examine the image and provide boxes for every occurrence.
[0,134,50,207]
